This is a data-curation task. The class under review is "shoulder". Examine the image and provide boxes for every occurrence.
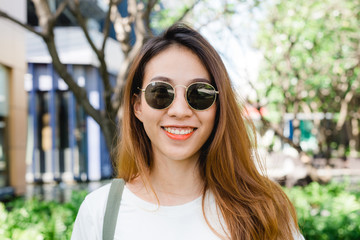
[76,183,112,222]
[71,183,112,240]
[83,183,112,208]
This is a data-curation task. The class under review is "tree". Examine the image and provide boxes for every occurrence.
[253,0,360,163]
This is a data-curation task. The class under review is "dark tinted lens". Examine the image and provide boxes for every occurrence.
[187,83,217,110]
[144,82,174,109]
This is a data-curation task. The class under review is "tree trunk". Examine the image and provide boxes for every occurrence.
[99,117,118,158]
[350,116,359,157]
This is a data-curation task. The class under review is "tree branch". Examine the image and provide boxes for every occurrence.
[101,0,114,52]
[31,0,53,36]
[53,0,70,21]
[45,37,102,124]
[110,1,134,54]
[68,0,113,111]
[336,77,360,130]
[110,0,154,114]
[31,0,104,126]
[0,9,43,38]
[259,112,303,153]
[68,1,101,57]
[143,0,159,34]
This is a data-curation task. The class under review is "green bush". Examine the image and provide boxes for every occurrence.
[1,181,359,239]
[0,190,87,240]
[285,181,360,240]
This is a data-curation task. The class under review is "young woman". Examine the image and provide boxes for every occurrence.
[72,23,304,240]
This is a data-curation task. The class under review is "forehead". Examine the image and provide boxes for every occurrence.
[143,45,210,86]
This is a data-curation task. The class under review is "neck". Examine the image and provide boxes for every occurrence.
[128,154,204,206]
[153,157,202,193]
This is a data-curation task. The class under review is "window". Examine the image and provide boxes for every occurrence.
[0,64,9,187]
[0,118,7,188]
[36,91,51,174]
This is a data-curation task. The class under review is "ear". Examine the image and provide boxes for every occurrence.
[133,94,143,122]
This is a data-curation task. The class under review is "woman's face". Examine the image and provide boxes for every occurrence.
[134,45,216,164]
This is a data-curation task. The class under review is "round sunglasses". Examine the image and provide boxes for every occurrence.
[138,81,219,111]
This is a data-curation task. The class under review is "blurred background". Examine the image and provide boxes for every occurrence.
[0,0,359,239]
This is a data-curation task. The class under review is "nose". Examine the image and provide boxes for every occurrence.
[167,86,193,118]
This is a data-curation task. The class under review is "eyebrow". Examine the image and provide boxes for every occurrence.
[150,76,211,84]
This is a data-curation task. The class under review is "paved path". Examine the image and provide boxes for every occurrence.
[26,180,111,202]
[25,157,360,202]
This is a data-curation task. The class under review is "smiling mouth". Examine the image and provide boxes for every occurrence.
[162,127,197,140]
[163,127,195,135]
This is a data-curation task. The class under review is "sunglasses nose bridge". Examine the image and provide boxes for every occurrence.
[173,84,188,98]
[173,84,187,90]
[168,84,191,109]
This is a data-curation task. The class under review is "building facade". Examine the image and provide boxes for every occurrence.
[25,62,115,183]
[25,26,122,183]
[0,1,126,194]
[0,0,28,197]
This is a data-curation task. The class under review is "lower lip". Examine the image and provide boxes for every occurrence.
[164,129,195,140]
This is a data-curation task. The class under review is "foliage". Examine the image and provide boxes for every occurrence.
[0,190,87,240]
[1,182,359,239]
[150,2,190,32]
[255,0,360,158]
[258,0,360,112]
[285,181,360,240]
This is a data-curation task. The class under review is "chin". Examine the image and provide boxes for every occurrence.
[172,154,199,162]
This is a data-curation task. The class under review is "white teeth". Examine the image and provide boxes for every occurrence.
[164,127,194,135]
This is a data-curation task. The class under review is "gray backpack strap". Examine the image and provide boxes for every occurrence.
[103,178,125,240]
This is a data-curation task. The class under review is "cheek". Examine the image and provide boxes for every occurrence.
[202,108,217,133]
[208,105,217,123]
[209,115,216,133]
[139,108,160,133]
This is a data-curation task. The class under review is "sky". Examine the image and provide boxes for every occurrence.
[190,0,265,101]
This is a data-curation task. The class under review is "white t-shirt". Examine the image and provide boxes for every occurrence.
[71,183,305,240]
[71,183,225,240]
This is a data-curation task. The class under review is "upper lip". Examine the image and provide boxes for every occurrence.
[161,125,197,129]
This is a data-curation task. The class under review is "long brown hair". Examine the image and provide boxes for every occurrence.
[115,23,300,240]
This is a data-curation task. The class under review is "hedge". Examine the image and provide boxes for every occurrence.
[0,190,87,240]
[285,180,360,240]
[0,181,359,239]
